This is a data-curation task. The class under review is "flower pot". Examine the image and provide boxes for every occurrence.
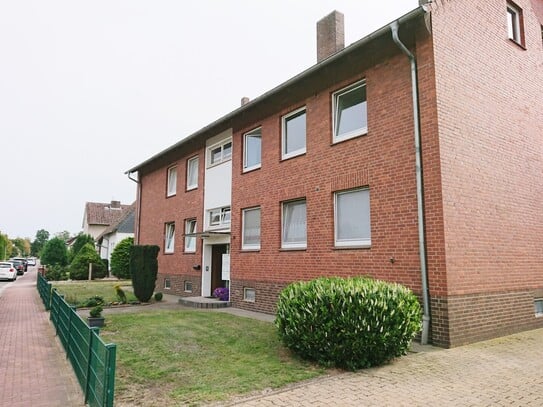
[87,317,105,328]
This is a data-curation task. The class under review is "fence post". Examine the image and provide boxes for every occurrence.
[104,344,117,407]
[84,327,99,404]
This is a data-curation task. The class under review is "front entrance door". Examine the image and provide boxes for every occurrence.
[211,244,228,294]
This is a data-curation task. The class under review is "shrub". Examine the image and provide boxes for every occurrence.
[83,295,105,307]
[154,292,163,301]
[213,287,229,301]
[45,265,69,281]
[89,305,103,318]
[69,243,107,280]
[41,237,68,266]
[130,245,160,302]
[110,237,133,279]
[275,277,422,370]
[68,233,95,263]
[114,284,127,304]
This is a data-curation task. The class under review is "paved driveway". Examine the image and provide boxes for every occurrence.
[225,328,543,406]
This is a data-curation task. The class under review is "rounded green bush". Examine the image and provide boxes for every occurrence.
[69,243,107,280]
[154,292,163,301]
[275,277,422,370]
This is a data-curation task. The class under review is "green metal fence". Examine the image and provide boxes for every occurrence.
[37,274,116,407]
[37,271,52,310]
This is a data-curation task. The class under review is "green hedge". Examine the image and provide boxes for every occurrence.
[130,245,160,302]
[275,277,422,370]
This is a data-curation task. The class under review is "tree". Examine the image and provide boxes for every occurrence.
[110,237,133,279]
[11,237,31,257]
[130,245,160,302]
[0,232,12,260]
[41,237,68,266]
[69,243,106,280]
[68,233,95,263]
[31,229,50,257]
[55,230,71,242]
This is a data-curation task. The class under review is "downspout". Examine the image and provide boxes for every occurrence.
[390,19,430,345]
[127,171,142,245]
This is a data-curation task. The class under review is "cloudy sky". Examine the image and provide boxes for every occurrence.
[0,0,417,240]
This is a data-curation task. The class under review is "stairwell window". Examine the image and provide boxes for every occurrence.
[243,128,262,172]
[282,199,307,249]
[282,107,306,160]
[186,156,199,190]
[208,139,232,167]
[334,188,371,248]
[184,219,197,253]
[333,80,367,143]
[164,222,175,254]
[209,206,231,229]
[242,207,261,250]
[507,2,525,47]
[166,166,177,197]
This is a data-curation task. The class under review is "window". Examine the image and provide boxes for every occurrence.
[164,278,171,290]
[167,166,177,197]
[334,188,371,247]
[507,2,524,46]
[282,199,307,249]
[184,219,197,252]
[186,156,199,190]
[164,222,175,253]
[243,128,261,171]
[244,288,256,302]
[282,107,306,159]
[242,207,261,250]
[184,281,193,293]
[209,206,231,229]
[208,139,232,167]
[333,80,367,142]
[535,299,543,317]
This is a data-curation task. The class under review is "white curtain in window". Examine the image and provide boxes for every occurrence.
[243,208,261,247]
[283,201,306,246]
[165,223,175,252]
[187,158,198,188]
[336,189,370,243]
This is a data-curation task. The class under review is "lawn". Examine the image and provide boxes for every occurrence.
[100,309,326,406]
[52,280,138,307]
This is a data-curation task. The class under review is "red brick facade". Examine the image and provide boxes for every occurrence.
[131,1,543,347]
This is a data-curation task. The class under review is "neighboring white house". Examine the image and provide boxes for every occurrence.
[95,203,135,267]
[82,200,133,240]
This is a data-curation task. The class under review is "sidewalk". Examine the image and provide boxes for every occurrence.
[0,268,85,407]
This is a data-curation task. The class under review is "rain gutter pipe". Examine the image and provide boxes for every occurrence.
[390,19,430,345]
[127,171,142,245]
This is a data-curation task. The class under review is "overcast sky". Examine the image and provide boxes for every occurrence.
[0,0,417,240]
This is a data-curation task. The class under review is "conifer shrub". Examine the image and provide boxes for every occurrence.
[275,277,422,370]
[69,243,107,280]
[130,245,160,302]
[110,237,133,279]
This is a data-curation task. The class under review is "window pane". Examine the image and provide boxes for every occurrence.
[210,209,220,225]
[222,207,231,224]
[335,84,367,139]
[223,142,232,160]
[243,208,261,247]
[167,167,177,196]
[336,189,370,244]
[187,157,198,188]
[284,110,306,155]
[283,200,307,246]
[185,219,196,252]
[210,146,222,164]
[165,223,175,253]
[244,130,261,169]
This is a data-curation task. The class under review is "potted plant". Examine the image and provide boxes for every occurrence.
[213,287,229,301]
[87,305,105,328]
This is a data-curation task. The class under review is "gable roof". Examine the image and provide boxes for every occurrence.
[83,201,133,227]
[95,203,136,241]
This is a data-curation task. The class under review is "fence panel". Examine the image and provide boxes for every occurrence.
[37,272,52,310]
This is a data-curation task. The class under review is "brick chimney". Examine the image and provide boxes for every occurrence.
[317,11,345,63]
[241,96,250,106]
[110,200,121,209]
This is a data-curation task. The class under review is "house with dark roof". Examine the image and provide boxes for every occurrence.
[82,200,133,240]
[95,203,135,268]
[126,0,543,347]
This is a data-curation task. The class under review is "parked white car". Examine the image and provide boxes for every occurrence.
[26,257,37,266]
[0,261,17,281]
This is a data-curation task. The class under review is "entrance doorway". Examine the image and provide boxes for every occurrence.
[211,244,229,294]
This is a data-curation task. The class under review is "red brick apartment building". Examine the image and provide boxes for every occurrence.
[127,0,543,347]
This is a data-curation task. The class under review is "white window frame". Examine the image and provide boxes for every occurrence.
[242,207,261,250]
[184,281,193,293]
[208,206,231,229]
[164,222,175,254]
[184,219,197,253]
[535,298,543,317]
[207,138,232,168]
[164,278,171,290]
[166,166,177,197]
[243,287,256,302]
[282,107,307,160]
[186,156,199,190]
[281,199,307,249]
[507,3,522,43]
[332,80,368,143]
[334,188,371,248]
[243,128,262,172]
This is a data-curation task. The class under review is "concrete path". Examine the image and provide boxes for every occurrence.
[0,268,84,407]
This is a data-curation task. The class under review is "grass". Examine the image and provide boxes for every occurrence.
[52,280,138,307]
[100,309,326,406]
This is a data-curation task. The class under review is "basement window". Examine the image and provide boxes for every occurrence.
[164,278,171,290]
[184,281,193,293]
[243,288,256,302]
[535,299,543,317]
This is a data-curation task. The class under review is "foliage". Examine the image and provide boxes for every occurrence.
[275,277,422,370]
[52,281,136,307]
[68,233,95,263]
[154,292,163,301]
[100,310,324,406]
[31,229,49,257]
[83,295,104,307]
[69,243,106,280]
[41,237,68,266]
[213,287,229,301]
[44,265,69,281]
[110,237,134,279]
[130,245,160,302]
[89,305,103,318]
[11,237,31,257]
[115,284,127,304]
[0,232,12,260]
[55,230,71,242]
